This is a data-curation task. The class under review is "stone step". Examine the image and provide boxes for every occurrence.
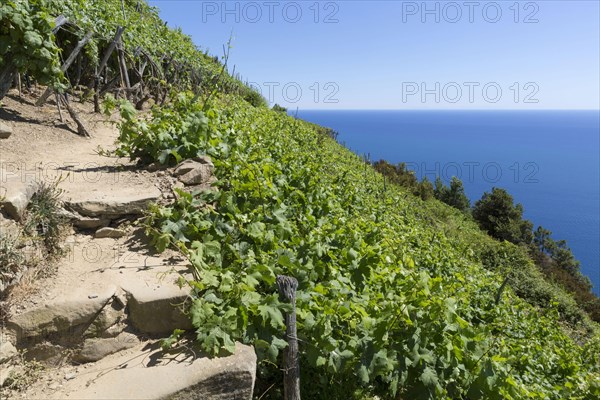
[5,232,195,364]
[6,282,194,363]
[7,286,117,342]
[123,279,193,336]
[23,341,256,400]
[63,185,162,219]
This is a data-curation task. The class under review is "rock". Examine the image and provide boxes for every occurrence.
[65,188,161,218]
[95,227,126,239]
[0,173,39,220]
[0,340,17,364]
[172,160,202,177]
[45,342,256,400]
[179,167,215,186]
[83,298,125,338]
[0,122,12,139]
[173,160,214,186]
[59,208,111,230]
[76,332,139,362]
[74,217,110,230]
[123,281,193,335]
[166,343,256,400]
[64,372,76,380]
[7,288,116,340]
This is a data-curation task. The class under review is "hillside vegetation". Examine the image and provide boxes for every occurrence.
[2,1,600,399]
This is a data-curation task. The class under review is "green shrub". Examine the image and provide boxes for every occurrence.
[115,93,220,166]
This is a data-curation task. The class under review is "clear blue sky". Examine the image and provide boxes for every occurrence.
[148,1,600,110]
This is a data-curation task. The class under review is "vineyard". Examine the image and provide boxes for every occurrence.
[2,1,600,399]
[0,0,263,112]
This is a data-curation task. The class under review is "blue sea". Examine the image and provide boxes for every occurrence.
[295,110,600,295]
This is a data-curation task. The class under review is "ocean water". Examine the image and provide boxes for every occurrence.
[295,110,600,295]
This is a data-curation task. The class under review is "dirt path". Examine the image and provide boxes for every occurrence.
[0,92,256,399]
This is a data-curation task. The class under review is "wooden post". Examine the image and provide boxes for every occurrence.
[55,92,64,123]
[93,66,100,113]
[57,94,91,137]
[14,73,21,96]
[90,26,124,111]
[117,40,131,97]
[36,30,94,106]
[98,27,125,75]
[276,275,301,400]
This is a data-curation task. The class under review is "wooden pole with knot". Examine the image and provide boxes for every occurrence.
[276,275,301,400]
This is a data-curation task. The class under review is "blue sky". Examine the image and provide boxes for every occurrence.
[148,1,600,110]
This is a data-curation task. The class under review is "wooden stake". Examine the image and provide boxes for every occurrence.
[58,94,90,137]
[93,66,100,113]
[276,275,301,400]
[117,41,131,94]
[14,73,21,96]
[36,31,94,106]
[55,92,64,123]
[98,27,125,75]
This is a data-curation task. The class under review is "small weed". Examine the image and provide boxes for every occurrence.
[23,181,66,256]
[3,359,45,391]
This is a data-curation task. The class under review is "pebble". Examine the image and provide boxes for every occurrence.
[64,372,76,381]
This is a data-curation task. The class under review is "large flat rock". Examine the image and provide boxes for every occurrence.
[64,186,161,218]
[7,287,116,340]
[33,342,256,400]
[76,332,140,362]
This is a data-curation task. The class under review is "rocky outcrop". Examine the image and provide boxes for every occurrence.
[0,98,256,398]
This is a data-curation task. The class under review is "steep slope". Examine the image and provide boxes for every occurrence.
[114,94,600,399]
